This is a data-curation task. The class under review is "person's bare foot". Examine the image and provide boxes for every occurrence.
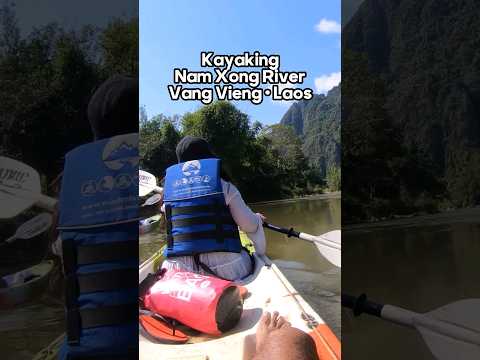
[255,311,291,353]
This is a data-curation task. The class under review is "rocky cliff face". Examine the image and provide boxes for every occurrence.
[342,0,364,25]
[344,0,480,207]
[280,86,341,178]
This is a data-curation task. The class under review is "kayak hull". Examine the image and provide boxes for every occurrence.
[139,252,341,360]
[0,260,54,308]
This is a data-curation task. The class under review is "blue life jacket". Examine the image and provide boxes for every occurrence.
[57,134,138,360]
[163,158,241,258]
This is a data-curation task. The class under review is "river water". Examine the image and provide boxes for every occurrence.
[342,207,480,359]
[0,220,65,360]
[140,193,342,337]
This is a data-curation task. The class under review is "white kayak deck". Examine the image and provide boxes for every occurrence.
[139,254,338,360]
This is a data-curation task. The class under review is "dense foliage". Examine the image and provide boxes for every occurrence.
[343,0,480,221]
[140,101,322,202]
[342,50,443,222]
[0,4,138,188]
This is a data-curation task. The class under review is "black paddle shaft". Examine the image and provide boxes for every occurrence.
[262,222,300,238]
[342,293,384,318]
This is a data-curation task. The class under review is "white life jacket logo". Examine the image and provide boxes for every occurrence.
[182,160,201,176]
[81,173,134,196]
[102,134,139,170]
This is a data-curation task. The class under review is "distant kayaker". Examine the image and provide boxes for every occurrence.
[160,136,267,281]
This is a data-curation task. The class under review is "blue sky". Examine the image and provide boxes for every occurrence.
[140,0,340,125]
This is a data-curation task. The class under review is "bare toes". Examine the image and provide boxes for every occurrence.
[279,319,291,329]
[260,312,271,328]
[275,316,288,329]
[270,311,280,329]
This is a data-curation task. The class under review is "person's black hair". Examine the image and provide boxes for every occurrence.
[88,75,139,140]
[175,136,232,181]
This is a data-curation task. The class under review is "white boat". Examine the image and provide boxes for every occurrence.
[139,233,341,360]
[0,260,54,308]
[139,214,162,235]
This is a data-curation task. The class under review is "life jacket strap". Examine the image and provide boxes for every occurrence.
[165,205,173,249]
[170,204,229,216]
[171,230,239,242]
[77,241,138,265]
[65,268,138,295]
[193,247,256,281]
[63,240,137,272]
[171,215,236,227]
[193,254,229,281]
[67,303,137,344]
[214,201,226,243]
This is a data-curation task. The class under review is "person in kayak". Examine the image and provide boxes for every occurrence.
[160,136,266,281]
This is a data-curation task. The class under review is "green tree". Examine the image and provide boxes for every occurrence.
[0,4,139,184]
[343,50,443,221]
[326,166,341,192]
[182,101,253,184]
[258,124,309,194]
[140,114,181,177]
[100,18,138,76]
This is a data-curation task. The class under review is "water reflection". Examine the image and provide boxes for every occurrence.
[343,208,480,360]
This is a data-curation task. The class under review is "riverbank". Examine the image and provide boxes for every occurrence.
[250,191,341,206]
[344,206,480,233]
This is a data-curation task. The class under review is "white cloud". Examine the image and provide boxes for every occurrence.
[315,18,341,34]
[314,72,341,94]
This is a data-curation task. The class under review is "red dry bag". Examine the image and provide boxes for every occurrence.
[143,270,243,336]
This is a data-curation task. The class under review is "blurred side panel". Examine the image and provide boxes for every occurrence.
[342,0,480,359]
[0,1,138,359]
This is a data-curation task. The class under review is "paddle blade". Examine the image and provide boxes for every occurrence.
[416,299,480,360]
[142,193,162,206]
[302,230,341,267]
[314,242,341,268]
[0,157,41,219]
[15,213,53,241]
[139,170,157,197]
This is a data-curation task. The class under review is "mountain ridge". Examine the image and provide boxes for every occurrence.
[280,85,341,178]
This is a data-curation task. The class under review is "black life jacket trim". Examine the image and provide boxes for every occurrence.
[80,304,138,328]
[63,239,138,345]
[165,205,173,249]
[76,268,138,294]
[77,241,138,266]
[63,240,138,273]
[67,303,137,344]
[171,230,240,243]
[170,204,230,216]
[171,215,236,227]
